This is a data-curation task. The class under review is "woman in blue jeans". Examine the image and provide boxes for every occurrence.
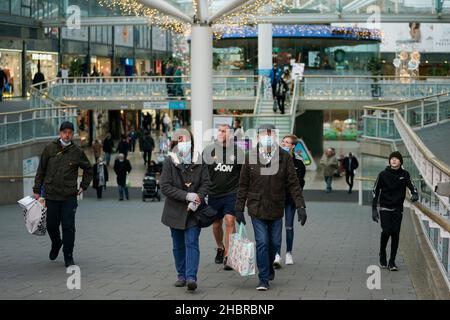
[274,135,306,267]
[160,128,210,292]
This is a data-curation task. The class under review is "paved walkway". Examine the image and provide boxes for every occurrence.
[0,199,417,300]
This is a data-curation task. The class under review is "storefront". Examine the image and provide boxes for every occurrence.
[135,58,151,76]
[91,56,111,76]
[26,51,58,89]
[214,25,381,74]
[0,49,22,98]
[323,109,363,141]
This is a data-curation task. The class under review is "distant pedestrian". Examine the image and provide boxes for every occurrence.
[93,157,109,199]
[320,148,338,193]
[116,135,129,159]
[142,132,155,165]
[102,133,114,166]
[343,152,359,193]
[128,128,137,153]
[92,139,102,162]
[114,153,132,201]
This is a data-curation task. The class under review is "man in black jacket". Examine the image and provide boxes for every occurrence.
[33,121,93,267]
[343,152,359,193]
[114,153,132,200]
[372,151,418,271]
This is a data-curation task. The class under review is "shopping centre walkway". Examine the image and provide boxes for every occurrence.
[0,198,417,300]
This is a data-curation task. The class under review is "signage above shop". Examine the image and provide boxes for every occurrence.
[31,53,53,61]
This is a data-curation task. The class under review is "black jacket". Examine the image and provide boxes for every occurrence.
[142,135,155,152]
[103,137,114,153]
[116,140,129,156]
[372,166,418,211]
[114,159,132,186]
[343,156,359,173]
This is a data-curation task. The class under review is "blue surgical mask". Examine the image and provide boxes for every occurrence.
[259,136,274,148]
[180,152,192,164]
[281,146,291,153]
[177,141,192,156]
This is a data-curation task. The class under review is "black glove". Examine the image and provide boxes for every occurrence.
[297,207,307,226]
[411,193,419,202]
[235,211,246,225]
[372,207,379,223]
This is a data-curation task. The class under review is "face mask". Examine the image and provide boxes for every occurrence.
[180,152,192,164]
[59,138,71,147]
[259,136,274,149]
[119,159,124,162]
[281,146,291,153]
[177,141,192,156]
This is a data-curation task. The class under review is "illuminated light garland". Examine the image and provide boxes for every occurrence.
[97,0,190,34]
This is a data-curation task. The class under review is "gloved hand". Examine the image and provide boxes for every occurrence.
[235,211,246,225]
[188,202,199,212]
[186,192,199,203]
[372,207,379,223]
[411,193,419,202]
[297,207,307,226]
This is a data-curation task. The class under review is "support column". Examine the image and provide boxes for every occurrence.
[257,23,273,76]
[190,25,213,153]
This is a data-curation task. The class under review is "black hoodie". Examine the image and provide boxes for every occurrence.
[372,166,418,211]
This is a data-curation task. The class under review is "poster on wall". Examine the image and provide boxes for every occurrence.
[294,138,317,171]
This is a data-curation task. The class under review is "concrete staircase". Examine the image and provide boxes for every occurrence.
[254,98,295,138]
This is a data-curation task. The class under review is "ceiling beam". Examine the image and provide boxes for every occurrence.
[208,0,255,24]
[40,16,152,27]
[138,0,192,23]
[194,0,209,23]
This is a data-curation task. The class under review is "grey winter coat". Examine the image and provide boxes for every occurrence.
[160,152,211,230]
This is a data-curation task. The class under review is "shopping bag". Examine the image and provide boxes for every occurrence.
[18,196,47,236]
[226,223,256,276]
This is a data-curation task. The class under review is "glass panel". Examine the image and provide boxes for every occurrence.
[0,0,10,12]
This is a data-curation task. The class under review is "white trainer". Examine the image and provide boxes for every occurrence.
[273,253,282,269]
[285,252,294,265]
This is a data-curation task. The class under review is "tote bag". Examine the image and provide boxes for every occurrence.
[226,223,256,276]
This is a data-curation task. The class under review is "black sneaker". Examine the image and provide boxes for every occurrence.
[215,247,224,264]
[174,277,186,287]
[256,281,269,291]
[49,240,62,261]
[64,256,75,268]
[223,257,233,271]
[269,272,275,281]
[379,254,387,269]
[186,280,197,292]
[388,261,398,271]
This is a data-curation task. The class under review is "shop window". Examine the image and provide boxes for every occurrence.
[0,1,10,13]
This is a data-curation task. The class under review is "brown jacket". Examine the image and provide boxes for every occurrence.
[235,146,306,220]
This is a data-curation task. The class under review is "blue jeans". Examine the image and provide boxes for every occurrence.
[325,176,333,192]
[104,152,111,166]
[118,185,129,199]
[284,199,296,253]
[170,226,201,281]
[251,216,282,283]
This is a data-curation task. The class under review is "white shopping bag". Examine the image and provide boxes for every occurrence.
[18,196,47,236]
[226,223,256,276]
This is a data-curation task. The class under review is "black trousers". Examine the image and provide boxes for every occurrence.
[345,171,354,191]
[277,96,285,114]
[143,150,152,164]
[46,197,78,258]
[96,187,103,199]
[379,210,403,262]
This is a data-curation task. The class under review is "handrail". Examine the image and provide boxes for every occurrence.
[412,200,450,234]
[252,76,263,115]
[365,92,450,109]
[289,76,300,134]
[0,105,79,116]
[301,75,450,80]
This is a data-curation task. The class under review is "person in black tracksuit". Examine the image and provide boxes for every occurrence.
[372,151,419,271]
[343,152,359,193]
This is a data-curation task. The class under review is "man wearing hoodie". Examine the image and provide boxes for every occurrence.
[372,151,419,271]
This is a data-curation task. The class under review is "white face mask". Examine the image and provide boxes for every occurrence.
[59,138,71,147]
[177,141,192,156]
[259,135,274,149]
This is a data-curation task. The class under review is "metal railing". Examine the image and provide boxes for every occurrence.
[300,75,450,101]
[0,87,78,148]
[36,75,259,102]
